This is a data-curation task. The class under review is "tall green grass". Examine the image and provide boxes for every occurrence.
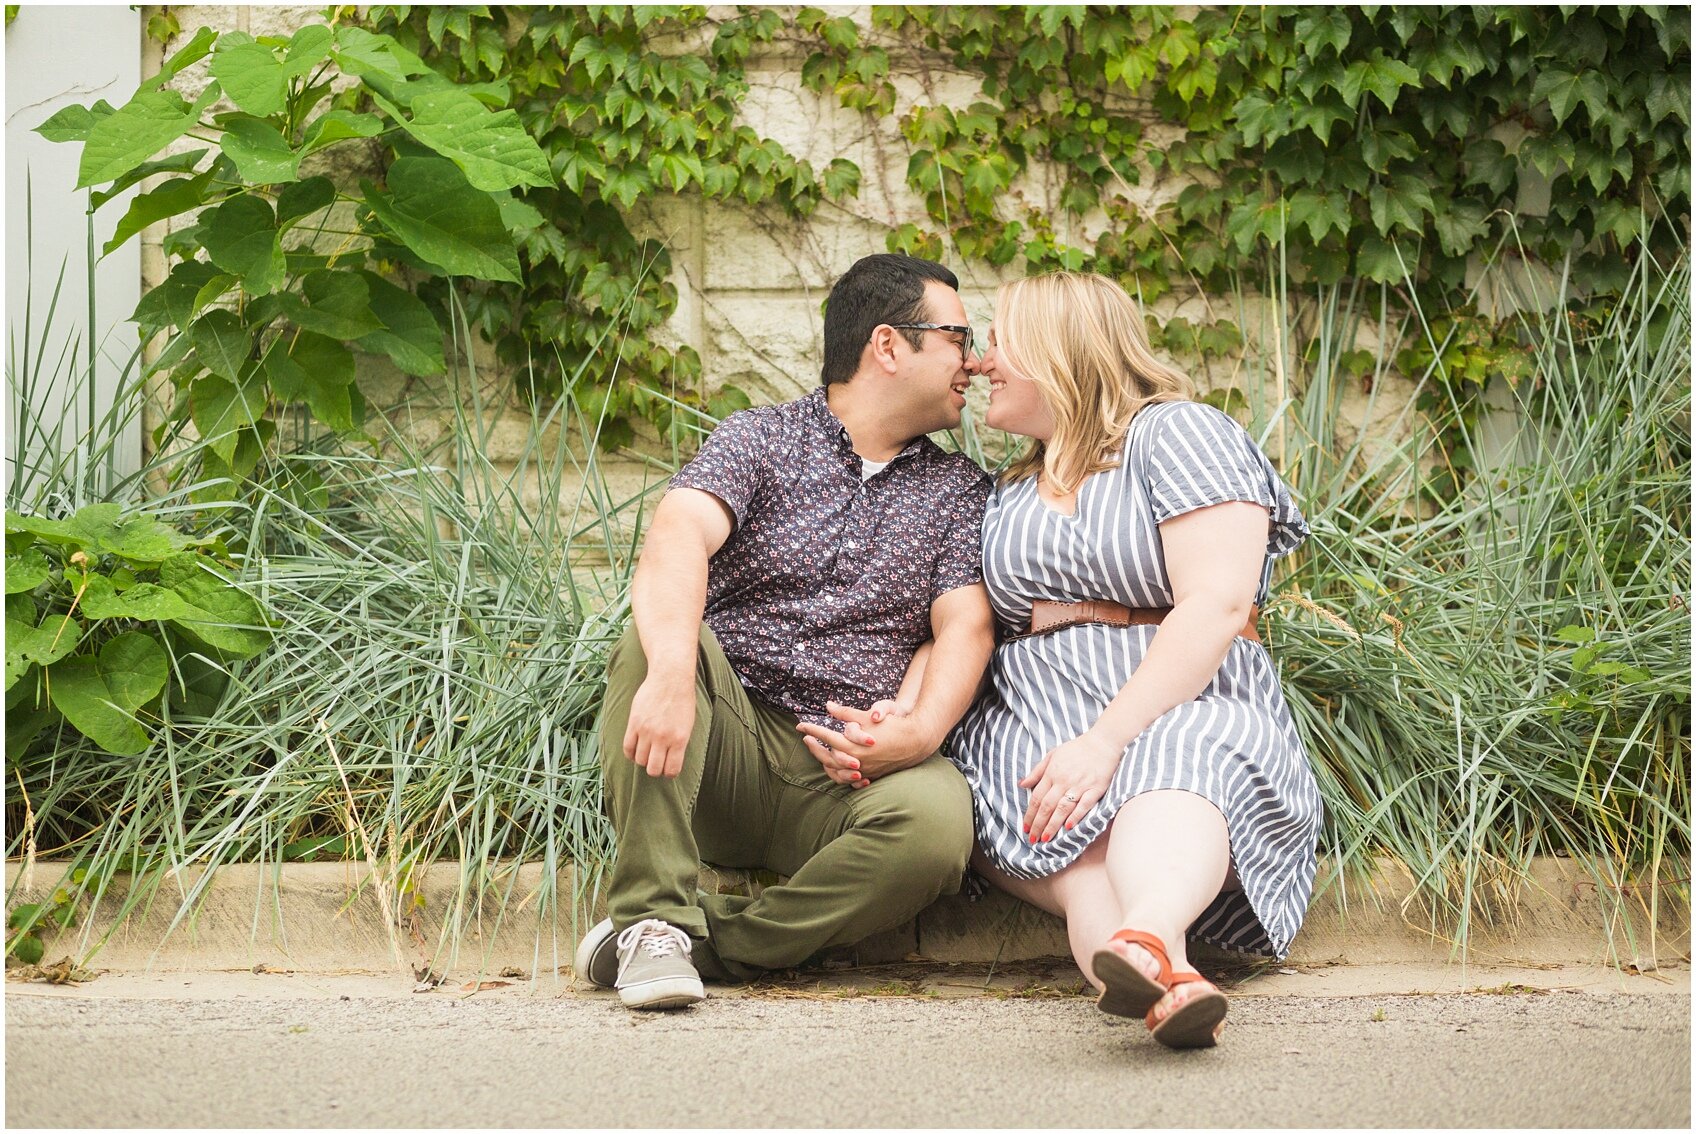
[6,230,1688,968]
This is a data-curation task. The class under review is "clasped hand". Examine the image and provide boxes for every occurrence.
[1019,730,1125,843]
[795,699,928,789]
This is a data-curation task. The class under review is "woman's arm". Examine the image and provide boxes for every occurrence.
[1021,500,1271,840]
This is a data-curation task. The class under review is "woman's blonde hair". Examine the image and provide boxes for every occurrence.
[996,271,1194,492]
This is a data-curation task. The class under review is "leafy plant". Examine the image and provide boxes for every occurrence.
[34,19,547,488]
[5,502,269,756]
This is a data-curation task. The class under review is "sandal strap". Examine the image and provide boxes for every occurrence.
[1166,971,1216,990]
[1106,928,1174,984]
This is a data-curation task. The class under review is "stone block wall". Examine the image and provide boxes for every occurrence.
[138,6,1442,554]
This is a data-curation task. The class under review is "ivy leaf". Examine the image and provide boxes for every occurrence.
[1463,138,1516,196]
[77,83,221,188]
[361,156,522,283]
[1355,235,1410,283]
[1295,10,1352,56]
[1339,56,1421,112]
[47,632,168,755]
[355,271,445,376]
[378,89,552,191]
[1645,70,1690,126]
[1432,197,1490,256]
[823,157,861,199]
[1532,67,1610,126]
[218,116,300,184]
[1286,189,1351,242]
[200,193,286,295]
[101,169,214,256]
[1289,97,1348,145]
[34,100,116,143]
[1233,92,1292,147]
[1368,176,1434,235]
[276,270,383,339]
[130,261,222,332]
[187,309,250,381]
[300,109,384,155]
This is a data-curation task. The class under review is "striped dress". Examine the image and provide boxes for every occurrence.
[949,400,1322,958]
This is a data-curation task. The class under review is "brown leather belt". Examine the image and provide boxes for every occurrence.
[1016,599,1260,643]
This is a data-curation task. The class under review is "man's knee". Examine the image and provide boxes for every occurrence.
[862,760,975,884]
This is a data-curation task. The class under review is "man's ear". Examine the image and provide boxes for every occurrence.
[865,325,902,376]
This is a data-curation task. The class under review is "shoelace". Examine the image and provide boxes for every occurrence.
[614,918,692,981]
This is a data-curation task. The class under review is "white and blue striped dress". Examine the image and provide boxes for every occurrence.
[949,400,1322,958]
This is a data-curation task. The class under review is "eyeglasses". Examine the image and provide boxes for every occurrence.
[886,323,974,361]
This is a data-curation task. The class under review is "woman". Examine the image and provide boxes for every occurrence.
[948,271,1322,1049]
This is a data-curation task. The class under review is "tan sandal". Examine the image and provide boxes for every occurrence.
[1090,928,1173,1019]
[1147,970,1229,1049]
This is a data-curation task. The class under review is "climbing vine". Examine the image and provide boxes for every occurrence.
[371,5,1689,446]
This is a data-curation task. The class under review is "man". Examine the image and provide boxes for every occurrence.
[574,253,996,1009]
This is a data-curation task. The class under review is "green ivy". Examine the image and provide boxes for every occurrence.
[380,5,1688,455]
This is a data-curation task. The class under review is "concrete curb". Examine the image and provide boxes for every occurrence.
[5,857,1688,977]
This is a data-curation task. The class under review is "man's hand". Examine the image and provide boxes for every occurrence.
[623,672,695,778]
[796,700,938,787]
[1019,730,1125,843]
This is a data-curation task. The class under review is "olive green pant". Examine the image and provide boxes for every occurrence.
[598,623,974,980]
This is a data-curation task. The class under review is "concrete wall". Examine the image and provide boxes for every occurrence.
[5,5,143,499]
[131,6,1435,545]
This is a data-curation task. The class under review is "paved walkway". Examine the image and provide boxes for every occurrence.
[7,963,1689,1127]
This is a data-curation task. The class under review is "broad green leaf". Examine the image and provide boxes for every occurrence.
[159,554,269,656]
[301,109,384,155]
[262,344,308,403]
[355,271,445,376]
[289,332,356,432]
[212,40,289,117]
[190,371,265,463]
[285,25,334,72]
[48,632,168,755]
[497,198,545,231]
[191,274,239,321]
[1463,138,1516,196]
[333,26,427,84]
[10,931,45,966]
[219,116,300,184]
[79,575,206,622]
[361,156,522,282]
[276,271,382,338]
[187,309,250,381]
[277,176,337,227]
[157,26,218,83]
[1433,199,1490,256]
[5,612,82,690]
[34,100,116,143]
[5,547,51,593]
[1355,235,1409,283]
[89,148,208,210]
[6,503,188,562]
[102,170,214,256]
[200,194,285,294]
[381,89,552,191]
[77,83,220,189]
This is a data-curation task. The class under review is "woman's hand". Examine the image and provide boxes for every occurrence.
[1019,730,1127,843]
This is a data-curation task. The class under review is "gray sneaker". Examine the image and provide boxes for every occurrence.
[572,918,619,988]
[614,919,705,1010]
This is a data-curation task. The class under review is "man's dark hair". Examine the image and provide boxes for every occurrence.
[821,254,960,385]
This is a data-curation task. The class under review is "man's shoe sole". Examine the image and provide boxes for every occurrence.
[572,918,619,988]
[618,975,706,1010]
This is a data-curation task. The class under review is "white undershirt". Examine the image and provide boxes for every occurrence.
[860,457,889,482]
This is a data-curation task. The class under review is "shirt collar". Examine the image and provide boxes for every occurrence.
[807,386,931,465]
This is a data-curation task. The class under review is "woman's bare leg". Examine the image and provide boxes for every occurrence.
[970,841,1123,992]
[1100,789,1232,1020]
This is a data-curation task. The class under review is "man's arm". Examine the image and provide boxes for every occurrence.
[799,582,994,782]
[623,487,734,778]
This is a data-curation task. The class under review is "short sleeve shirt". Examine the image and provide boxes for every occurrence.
[669,387,993,728]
